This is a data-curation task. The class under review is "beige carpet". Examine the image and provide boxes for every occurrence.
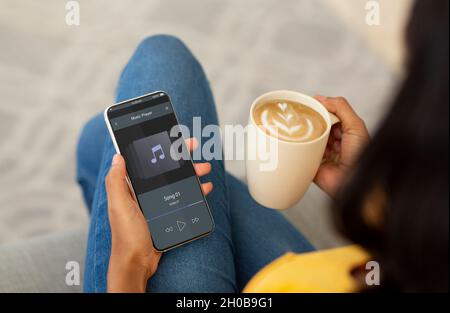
[0,0,398,247]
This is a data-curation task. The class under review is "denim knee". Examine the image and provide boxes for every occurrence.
[137,34,188,53]
[115,34,210,112]
[131,34,204,77]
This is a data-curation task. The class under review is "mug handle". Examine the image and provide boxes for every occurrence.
[329,112,340,126]
[321,113,341,165]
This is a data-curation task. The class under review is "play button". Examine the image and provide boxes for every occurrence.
[176,220,186,232]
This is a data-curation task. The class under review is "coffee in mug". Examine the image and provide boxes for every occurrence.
[253,99,327,143]
[246,90,340,210]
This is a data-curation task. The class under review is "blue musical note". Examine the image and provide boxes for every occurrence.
[150,144,165,164]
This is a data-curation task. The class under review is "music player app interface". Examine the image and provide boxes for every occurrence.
[126,131,180,179]
[107,93,214,250]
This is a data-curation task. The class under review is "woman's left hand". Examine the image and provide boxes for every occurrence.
[106,138,212,292]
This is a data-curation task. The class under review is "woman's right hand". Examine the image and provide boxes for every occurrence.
[313,96,370,197]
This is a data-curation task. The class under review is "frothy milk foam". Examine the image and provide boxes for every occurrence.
[253,99,326,143]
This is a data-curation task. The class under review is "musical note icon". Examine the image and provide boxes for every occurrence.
[150,144,165,164]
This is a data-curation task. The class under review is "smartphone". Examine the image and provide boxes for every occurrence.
[104,91,214,251]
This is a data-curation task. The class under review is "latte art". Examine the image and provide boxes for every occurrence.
[253,100,326,142]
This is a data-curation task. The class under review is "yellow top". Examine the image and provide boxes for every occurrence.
[243,245,370,293]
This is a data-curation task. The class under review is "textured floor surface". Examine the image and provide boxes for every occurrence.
[0,0,399,247]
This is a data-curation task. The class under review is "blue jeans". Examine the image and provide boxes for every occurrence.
[77,35,314,293]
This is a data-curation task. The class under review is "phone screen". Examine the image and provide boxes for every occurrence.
[105,91,214,251]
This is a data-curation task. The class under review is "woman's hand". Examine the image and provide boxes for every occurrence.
[313,96,370,197]
[106,138,212,292]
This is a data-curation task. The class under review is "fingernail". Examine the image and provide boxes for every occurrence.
[315,95,326,101]
[112,154,120,165]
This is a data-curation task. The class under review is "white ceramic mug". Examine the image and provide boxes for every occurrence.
[246,90,339,210]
